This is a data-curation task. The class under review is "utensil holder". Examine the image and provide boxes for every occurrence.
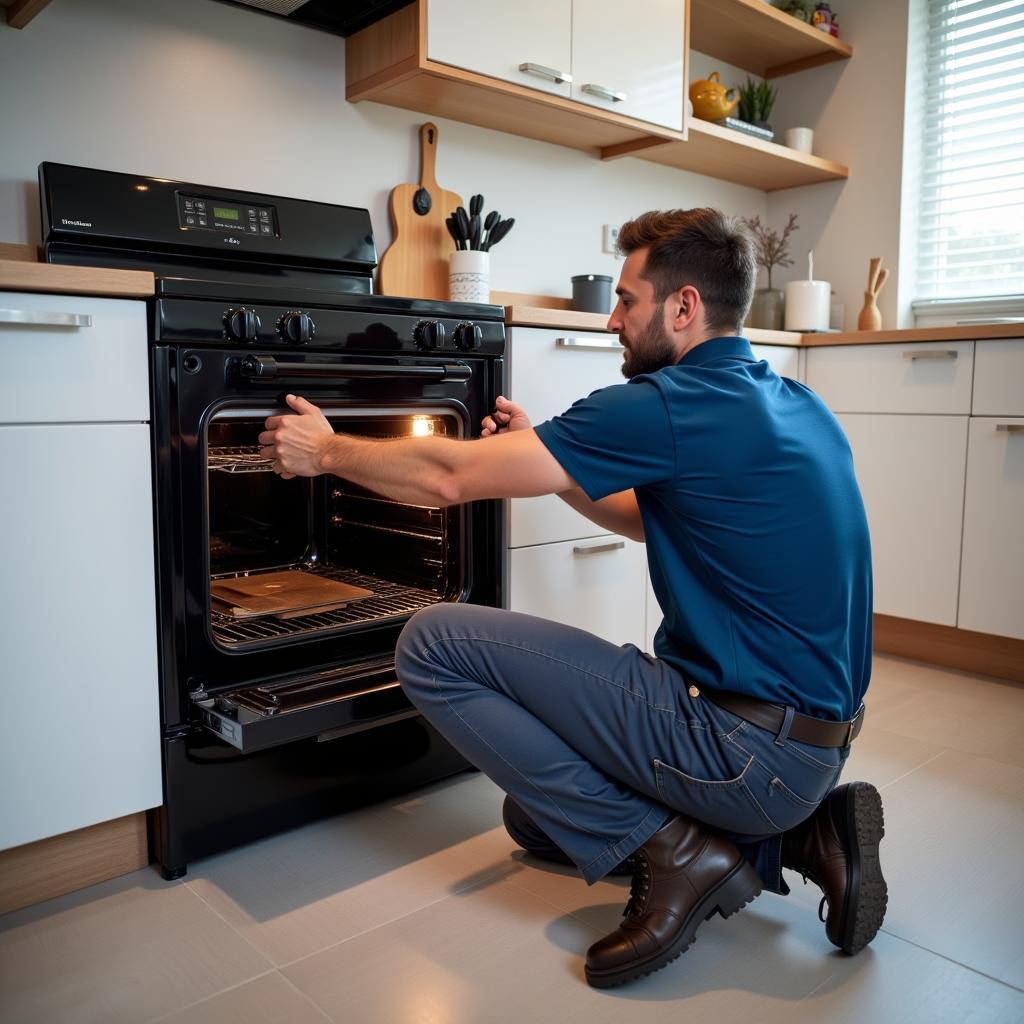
[571,274,613,314]
[449,250,489,303]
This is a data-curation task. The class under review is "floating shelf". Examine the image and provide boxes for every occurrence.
[602,118,848,192]
[689,0,852,78]
[1,0,53,30]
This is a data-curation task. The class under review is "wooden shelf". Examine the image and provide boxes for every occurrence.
[690,0,852,78]
[1,0,52,29]
[603,118,848,192]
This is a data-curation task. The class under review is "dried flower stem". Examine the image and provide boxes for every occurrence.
[741,213,799,290]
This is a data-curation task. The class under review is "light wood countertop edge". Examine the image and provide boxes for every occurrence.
[0,258,155,298]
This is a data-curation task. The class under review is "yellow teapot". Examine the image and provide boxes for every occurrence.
[689,71,739,122]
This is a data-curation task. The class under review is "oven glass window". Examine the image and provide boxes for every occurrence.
[205,409,463,650]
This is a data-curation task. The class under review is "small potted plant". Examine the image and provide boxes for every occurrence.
[736,77,778,136]
[741,213,799,330]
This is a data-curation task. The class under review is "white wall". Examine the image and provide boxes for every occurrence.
[766,0,912,330]
[0,0,766,299]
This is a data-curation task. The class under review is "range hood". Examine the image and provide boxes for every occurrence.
[218,0,413,37]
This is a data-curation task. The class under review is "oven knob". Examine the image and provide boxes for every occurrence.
[224,307,261,343]
[414,319,446,350]
[454,322,483,351]
[278,311,316,345]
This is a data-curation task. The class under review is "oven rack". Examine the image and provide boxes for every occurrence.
[208,446,275,474]
[210,566,443,646]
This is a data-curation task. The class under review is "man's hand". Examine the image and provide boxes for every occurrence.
[258,394,335,479]
[481,395,532,436]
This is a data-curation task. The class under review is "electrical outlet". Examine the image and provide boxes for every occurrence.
[602,224,621,255]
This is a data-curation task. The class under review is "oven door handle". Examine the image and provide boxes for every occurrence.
[236,355,472,383]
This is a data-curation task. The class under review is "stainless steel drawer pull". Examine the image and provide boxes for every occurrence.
[902,350,957,360]
[573,540,626,555]
[0,308,92,327]
[996,423,1024,433]
[518,62,572,84]
[582,83,627,103]
[556,337,622,351]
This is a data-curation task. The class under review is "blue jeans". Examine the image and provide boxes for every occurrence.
[396,604,849,889]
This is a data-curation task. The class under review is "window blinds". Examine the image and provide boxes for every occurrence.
[916,0,1024,303]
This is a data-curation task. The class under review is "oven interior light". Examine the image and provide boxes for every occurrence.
[134,184,150,191]
[411,417,434,437]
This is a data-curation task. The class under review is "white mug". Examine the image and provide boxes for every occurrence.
[784,127,814,154]
[449,250,489,303]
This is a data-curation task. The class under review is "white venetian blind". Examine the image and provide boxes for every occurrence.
[916,0,1024,304]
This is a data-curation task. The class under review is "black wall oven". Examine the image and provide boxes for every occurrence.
[41,163,506,878]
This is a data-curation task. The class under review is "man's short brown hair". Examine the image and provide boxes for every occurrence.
[617,208,755,334]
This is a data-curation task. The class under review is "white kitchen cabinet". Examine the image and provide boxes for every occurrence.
[427,0,573,98]
[508,536,647,648]
[0,293,161,852]
[837,413,968,626]
[570,0,684,130]
[972,339,1024,415]
[427,0,683,129]
[958,418,1024,639]
[806,341,974,414]
[507,326,624,548]
[751,343,801,381]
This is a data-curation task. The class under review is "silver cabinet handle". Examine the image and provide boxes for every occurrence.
[956,318,1024,325]
[0,308,92,327]
[996,423,1024,433]
[573,540,626,555]
[902,350,957,360]
[582,83,627,103]
[556,337,622,351]
[518,62,572,84]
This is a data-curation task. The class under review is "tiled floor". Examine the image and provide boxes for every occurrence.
[2,654,1023,1023]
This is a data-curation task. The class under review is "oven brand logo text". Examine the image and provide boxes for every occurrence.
[61,218,92,227]
[224,237,241,245]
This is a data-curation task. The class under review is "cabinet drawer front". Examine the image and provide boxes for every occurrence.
[972,339,1024,415]
[751,344,802,381]
[806,341,974,414]
[958,417,1024,640]
[0,292,149,423]
[0,423,161,850]
[509,326,624,546]
[508,536,647,648]
[570,0,684,130]
[427,0,572,97]
[838,413,968,626]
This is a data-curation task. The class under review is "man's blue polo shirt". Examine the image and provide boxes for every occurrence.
[533,335,872,722]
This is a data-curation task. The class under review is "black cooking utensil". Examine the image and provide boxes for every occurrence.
[470,214,482,251]
[470,194,484,217]
[481,210,500,249]
[454,206,471,247]
[484,217,514,251]
[445,214,462,249]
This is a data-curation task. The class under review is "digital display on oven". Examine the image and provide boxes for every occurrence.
[176,193,277,236]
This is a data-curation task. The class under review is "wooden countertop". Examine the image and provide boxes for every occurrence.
[0,245,154,298]
[502,301,1022,346]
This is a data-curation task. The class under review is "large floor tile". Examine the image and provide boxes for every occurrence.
[0,870,271,1024]
[147,971,330,1024]
[185,788,512,967]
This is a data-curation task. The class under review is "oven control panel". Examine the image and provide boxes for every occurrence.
[177,193,278,236]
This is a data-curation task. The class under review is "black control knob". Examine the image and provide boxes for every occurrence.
[414,319,446,350]
[224,307,261,343]
[454,322,483,351]
[278,311,316,345]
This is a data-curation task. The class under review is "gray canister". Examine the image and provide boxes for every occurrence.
[571,274,613,314]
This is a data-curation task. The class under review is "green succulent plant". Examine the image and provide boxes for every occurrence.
[737,77,778,125]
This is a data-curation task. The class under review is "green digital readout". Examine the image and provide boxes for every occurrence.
[213,207,240,221]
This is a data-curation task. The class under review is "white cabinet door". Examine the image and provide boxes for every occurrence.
[0,423,162,851]
[958,417,1024,639]
[508,536,647,648]
[751,344,801,381]
[427,0,573,98]
[508,327,624,547]
[570,0,684,129]
[972,339,1024,415]
[838,414,968,626]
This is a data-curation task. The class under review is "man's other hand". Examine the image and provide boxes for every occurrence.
[481,395,532,437]
[258,394,334,479]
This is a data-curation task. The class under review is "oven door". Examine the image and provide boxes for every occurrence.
[153,346,504,751]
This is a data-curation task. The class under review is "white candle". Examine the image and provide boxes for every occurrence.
[784,279,831,331]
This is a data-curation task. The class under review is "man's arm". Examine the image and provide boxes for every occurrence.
[259,394,575,506]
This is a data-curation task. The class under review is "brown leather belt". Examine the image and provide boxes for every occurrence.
[700,689,864,748]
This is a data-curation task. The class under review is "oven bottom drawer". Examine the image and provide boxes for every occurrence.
[194,660,418,753]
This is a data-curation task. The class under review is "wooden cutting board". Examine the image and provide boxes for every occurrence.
[378,122,463,300]
[210,570,374,620]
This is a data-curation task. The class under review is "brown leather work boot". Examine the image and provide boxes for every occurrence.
[782,781,887,954]
[585,815,762,988]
